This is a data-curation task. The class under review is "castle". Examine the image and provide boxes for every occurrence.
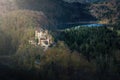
[35,28,53,47]
[29,29,53,50]
[29,28,53,50]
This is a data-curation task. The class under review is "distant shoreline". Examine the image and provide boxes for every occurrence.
[56,21,106,29]
[61,21,99,25]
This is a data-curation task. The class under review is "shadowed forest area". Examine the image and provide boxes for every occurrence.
[0,0,120,80]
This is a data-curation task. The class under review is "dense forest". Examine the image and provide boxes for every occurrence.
[0,0,120,80]
[60,26,120,74]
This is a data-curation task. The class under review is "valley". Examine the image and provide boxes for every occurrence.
[0,0,120,80]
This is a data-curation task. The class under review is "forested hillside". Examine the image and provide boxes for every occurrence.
[0,0,120,80]
[89,0,120,24]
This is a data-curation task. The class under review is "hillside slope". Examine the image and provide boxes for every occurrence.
[0,0,96,23]
[0,0,18,16]
[16,0,96,23]
[89,0,120,24]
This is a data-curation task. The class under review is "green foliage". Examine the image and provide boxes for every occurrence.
[61,26,119,73]
[10,41,95,80]
[0,1,119,79]
[15,44,43,69]
[37,41,95,80]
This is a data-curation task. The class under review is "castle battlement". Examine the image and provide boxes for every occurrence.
[29,28,53,50]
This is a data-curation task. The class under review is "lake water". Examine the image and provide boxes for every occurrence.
[57,23,104,29]
[81,24,103,27]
